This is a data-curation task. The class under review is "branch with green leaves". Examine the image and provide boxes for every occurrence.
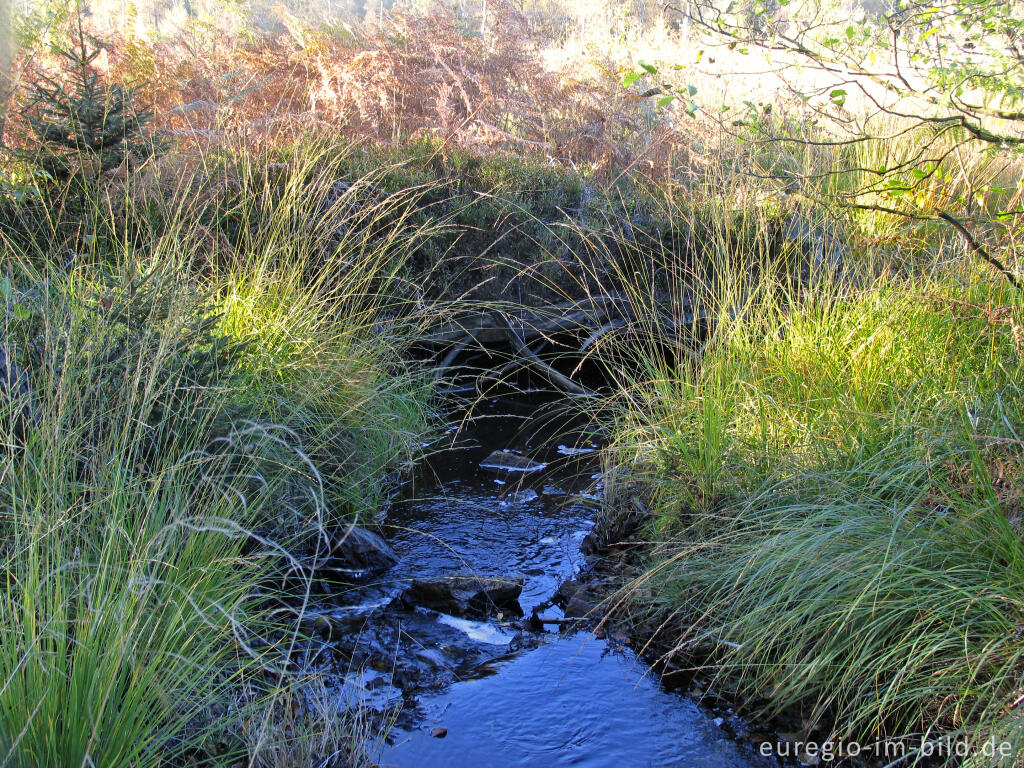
[633,0,1024,290]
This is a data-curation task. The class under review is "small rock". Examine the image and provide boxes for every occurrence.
[313,615,333,640]
[553,578,581,605]
[414,648,453,670]
[564,594,597,619]
[553,578,603,620]
[402,574,524,619]
[565,593,589,618]
[430,727,448,739]
[522,613,545,632]
[331,525,398,576]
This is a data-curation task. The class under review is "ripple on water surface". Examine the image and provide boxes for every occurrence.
[386,477,594,607]
[380,635,772,768]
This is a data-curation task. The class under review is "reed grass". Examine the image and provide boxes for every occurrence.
[584,161,1024,764]
[0,135,439,767]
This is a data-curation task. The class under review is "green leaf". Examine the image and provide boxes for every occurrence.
[639,61,658,74]
[830,88,847,106]
[657,95,676,108]
[622,72,642,88]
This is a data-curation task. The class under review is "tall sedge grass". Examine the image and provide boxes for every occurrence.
[636,422,1024,765]
[204,139,443,524]
[640,367,1023,762]
[625,273,1017,508]
[0,256,283,766]
[582,162,1024,763]
[0,135,440,766]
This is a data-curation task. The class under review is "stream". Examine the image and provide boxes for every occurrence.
[318,394,778,768]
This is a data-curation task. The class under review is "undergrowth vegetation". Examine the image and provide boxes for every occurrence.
[0,133,438,766]
[602,206,1024,764]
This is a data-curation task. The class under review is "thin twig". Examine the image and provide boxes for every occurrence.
[936,211,1020,292]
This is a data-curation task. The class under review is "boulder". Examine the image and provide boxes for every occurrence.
[331,525,398,576]
[402,574,524,618]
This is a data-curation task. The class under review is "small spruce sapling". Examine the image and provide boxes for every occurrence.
[23,17,155,182]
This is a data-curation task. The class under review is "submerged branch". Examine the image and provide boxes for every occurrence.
[498,311,599,398]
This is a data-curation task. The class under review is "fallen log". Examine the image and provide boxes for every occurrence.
[418,308,601,347]
[580,318,628,352]
[417,295,713,351]
[498,311,599,398]
[416,295,630,347]
[432,329,479,382]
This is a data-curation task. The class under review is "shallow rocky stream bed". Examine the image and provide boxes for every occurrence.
[305,396,780,768]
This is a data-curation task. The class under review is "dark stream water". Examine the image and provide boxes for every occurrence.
[327,396,774,768]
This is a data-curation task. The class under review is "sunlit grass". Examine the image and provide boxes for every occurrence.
[0,135,440,767]
[591,183,1024,762]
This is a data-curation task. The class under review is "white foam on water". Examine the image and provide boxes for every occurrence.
[436,614,516,645]
[499,488,539,506]
[329,596,394,618]
[480,450,548,473]
[556,444,595,456]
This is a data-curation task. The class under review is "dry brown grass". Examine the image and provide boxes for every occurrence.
[14,6,700,184]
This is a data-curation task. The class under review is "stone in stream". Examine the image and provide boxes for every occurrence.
[415,648,454,670]
[479,450,547,474]
[402,573,524,619]
[330,524,398,576]
[554,577,602,619]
